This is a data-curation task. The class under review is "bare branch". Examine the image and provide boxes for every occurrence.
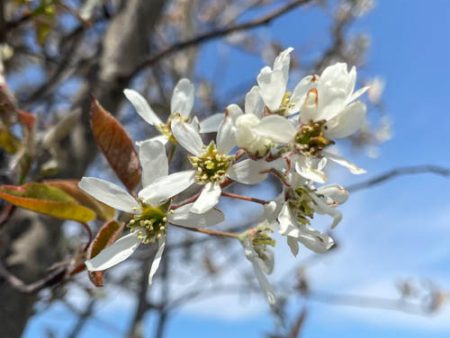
[126,0,315,79]
[347,165,450,193]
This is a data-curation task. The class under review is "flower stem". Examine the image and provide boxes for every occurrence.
[171,223,239,239]
[221,191,268,205]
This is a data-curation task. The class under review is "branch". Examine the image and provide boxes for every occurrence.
[346,165,450,193]
[306,291,431,316]
[0,260,66,294]
[171,223,240,239]
[126,0,314,79]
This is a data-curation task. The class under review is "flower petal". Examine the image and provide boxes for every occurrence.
[294,156,327,184]
[325,101,366,139]
[171,120,203,156]
[227,159,269,185]
[138,170,195,205]
[138,139,168,187]
[169,203,224,227]
[225,104,244,123]
[287,236,299,257]
[124,89,162,126]
[317,185,348,205]
[297,225,335,253]
[278,204,298,237]
[245,86,264,118]
[324,151,366,175]
[79,177,139,213]
[288,75,315,115]
[199,113,224,133]
[85,233,140,271]
[171,78,194,118]
[191,182,222,214]
[257,67,286,112]
[242,239,277,305]
[216,117,236,154]
[348,86,369,104]
[309,191,343,228]
[252,115,296,143]
[148,239,165,285]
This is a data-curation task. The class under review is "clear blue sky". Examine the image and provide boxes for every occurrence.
[24,1,450,337]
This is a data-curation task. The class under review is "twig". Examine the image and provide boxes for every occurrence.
[127,253,154,338]
[0,260,66,294]
[221,191,268,205]
[306,291,430,316]
[347,165,450,193]
[67,299,96,338]
[125,0,314,79]
[170,223,240,239]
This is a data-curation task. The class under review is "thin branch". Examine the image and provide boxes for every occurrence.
[0,260,66,294]
[221,191,268,205]
[306,291,430,316]
[171,223,240,239]
[127,253,154,338]
[67,299,96,338]
[125,0,314,79]
[347,165,450,193]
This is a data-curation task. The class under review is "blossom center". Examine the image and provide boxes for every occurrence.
[189,142,234,184]
[128,204,168,244]
[251,227,276,263]
[273,92,293,116]
[287,186,315,225]
[294,120,334,156]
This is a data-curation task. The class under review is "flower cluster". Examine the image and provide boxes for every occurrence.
[80,47,368,306]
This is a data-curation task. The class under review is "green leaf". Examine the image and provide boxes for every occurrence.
[45,179,115,221]
[0,183,96,222]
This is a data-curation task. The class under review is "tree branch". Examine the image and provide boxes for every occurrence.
[346,165,450,193]
[126,0,314,79]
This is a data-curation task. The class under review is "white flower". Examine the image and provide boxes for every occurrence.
[292,62,368,180]
[229,86,297,157]
[300,62,369,139]
[240,222,276,306]
[275,173,348,255]
[79,140,224,284]
[124,79,223,144]
[170,118,272,214]
[257,47,315,116]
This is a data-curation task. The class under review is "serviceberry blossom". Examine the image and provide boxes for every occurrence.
[240,222,276,306]
[124,79,223,145]
[79,140,223,284]
[169,117,272,214]
[292,62,368,181]
[275,172,349,255]
[227,87,296,157]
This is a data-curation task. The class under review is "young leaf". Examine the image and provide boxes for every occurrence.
[0,182,96,222]
[87,220,125,287]
[90,98,141,192]
[45,179,115,221]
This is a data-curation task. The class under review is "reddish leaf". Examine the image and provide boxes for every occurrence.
[0,182,96,222]
[86,220,125,287]
[45,179,115,221]
[90,98,141,191]
[18,110,36,132]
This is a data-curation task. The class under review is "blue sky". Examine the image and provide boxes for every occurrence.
[24,1,450,337]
